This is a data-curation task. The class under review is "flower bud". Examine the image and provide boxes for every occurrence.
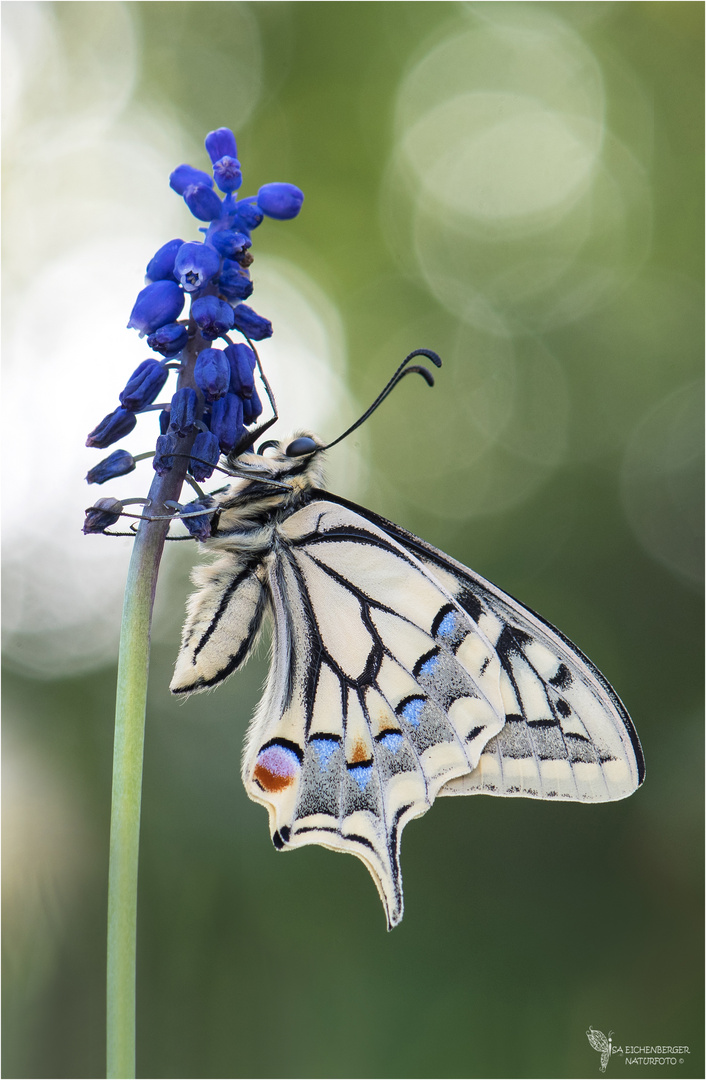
[180,498,216,542]
[257,182,304,220]
[145,238,184,283]
[209,393,244,452]
[231,200,264,231]
[170,164,214,195]
[184,183,223,222]
[210,229,251,259]
[168,388,198,436]
[174,241,221,292]
[191,295,234,341]
[218,260,252,302]
[153,432,179,475]
[213,156,242,194]
[188,431,221,482]
[127,280,184,337]
[205,128,238,164]
[147,322,189,357]
[86,407,137,449]
[83,497,123,534]
[85,450,136,485]
[242,387,263,425]
[119,359,169,411]
[194,348,230,402]
[231,303,272,340]
[224,342,256,397]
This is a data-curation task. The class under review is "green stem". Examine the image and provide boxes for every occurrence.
[106,510,166,1079]
[106,336,203,1079]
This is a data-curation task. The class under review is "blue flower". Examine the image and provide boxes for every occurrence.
[210,229,251,260]
[86,450,136,485]
[205,128,238,163]
[86,125,306,538]
[145,238,184,283]
[170,164,214,194]
[168,388,198,437]
[191,295,234,340]
[153,432,179,475]
[128,280,184,337]
[213,156,242,194]
[231,200,264,231]
[147,322,189,357]
[183,184,223,222]
[119,359,169,411]
[257,182,304,220]
[174,241,221,292]
[194,348,230,402]
[180,497,216,541]
[218,260,253,302]
[224,342,256,397]
[242,387,263,425]
[83,497,124,533]
[210,393,244,452]
[231,303,272,340]
[86,407,137,448]
[188,431,221,482]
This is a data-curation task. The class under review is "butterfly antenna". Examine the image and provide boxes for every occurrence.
[319,348,441,451]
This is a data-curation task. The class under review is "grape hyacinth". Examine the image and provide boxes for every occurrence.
[88,127,302,1080]
[84,125,303,532]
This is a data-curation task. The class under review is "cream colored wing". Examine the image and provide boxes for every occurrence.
[321,494,645,804]
[241,498,507,928]
[171,550,269,695]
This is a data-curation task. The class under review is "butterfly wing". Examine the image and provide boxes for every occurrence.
[322,493,645,804]
[587,1027,610,1053]
[171,545,269,695]
[175,489,643,928]
[241,498,509,928]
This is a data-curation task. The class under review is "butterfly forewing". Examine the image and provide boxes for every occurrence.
[171,548,269,694]
[240,500,508,927]
[322,494,645,804]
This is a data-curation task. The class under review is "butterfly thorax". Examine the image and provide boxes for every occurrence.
[207,435,326,554]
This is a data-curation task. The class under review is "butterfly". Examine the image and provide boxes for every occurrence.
[586,1027,614,1073]
[170,350,645,928]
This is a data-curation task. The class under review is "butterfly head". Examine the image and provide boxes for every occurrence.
[224,431,326,495]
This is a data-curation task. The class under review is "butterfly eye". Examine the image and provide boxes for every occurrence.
[285,437,319,457]
[257,439,280,456]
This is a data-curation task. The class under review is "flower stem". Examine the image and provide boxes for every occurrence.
[106,508,165,1079]
[106,340,202,1079]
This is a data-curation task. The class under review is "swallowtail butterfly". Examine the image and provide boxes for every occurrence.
[171,351,644,927]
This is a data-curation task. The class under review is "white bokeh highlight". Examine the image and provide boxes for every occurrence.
[2,3,348,676]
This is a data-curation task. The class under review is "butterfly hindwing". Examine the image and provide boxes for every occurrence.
[241,499,508,927]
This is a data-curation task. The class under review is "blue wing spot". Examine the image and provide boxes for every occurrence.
[420,654,440,676]
[435,611,458,641]
[399,696,425,727]
[309,737,338,771]
[348,764,373,791]
[378,731,405,753]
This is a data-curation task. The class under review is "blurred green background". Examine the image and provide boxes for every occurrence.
[2,2,703,1078]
